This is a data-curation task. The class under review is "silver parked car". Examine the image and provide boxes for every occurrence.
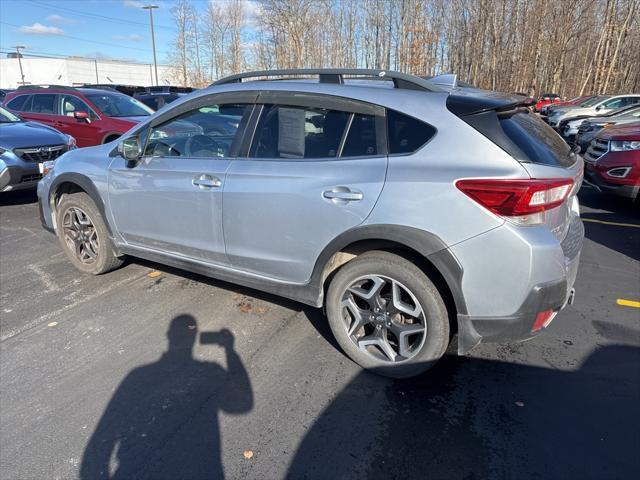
[37,69,583,378]
[548,94,640,129]
[0,106,76,192]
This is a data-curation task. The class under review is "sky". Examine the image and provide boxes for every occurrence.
[0,0,193,65]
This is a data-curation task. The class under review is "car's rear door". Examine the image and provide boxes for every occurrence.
[108,92,257,264]
[223,92,388,283]
[18,93,59,128]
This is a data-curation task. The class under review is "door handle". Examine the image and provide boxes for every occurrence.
[193,174,222,189]
[323,187,363,203]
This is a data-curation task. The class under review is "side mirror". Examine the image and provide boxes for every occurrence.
[74,111,90,123]
[118,136,142,167]
[595,106,601,111]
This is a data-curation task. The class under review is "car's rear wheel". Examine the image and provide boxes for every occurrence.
[55,192,123,274]
[326,251,450,378]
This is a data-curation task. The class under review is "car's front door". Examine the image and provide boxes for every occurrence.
[223,93,388,283]
[108,94,256,264]
[55,94,101,147]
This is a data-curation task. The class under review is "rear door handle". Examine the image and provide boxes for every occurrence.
[193,174,222,189]
[323,187,363,203]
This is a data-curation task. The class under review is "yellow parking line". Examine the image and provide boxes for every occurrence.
[582,218,640,228]
[617,299,640,308]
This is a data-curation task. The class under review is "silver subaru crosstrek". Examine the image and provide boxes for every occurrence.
[37,69,583,378]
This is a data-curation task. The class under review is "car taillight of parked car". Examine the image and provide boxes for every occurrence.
[455,178,574,225]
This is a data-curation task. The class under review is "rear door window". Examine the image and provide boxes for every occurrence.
[341,113,381,157]
[30,94,58,114]
[499,110,572,167]
[387,109,436,154]
[250,105,350,159]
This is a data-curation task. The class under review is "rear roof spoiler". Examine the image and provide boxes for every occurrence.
[447,92,535,116]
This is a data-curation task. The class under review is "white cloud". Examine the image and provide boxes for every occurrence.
[46,14,76,25]
[18,23,64,36]
[112,34,144,42]
[123,0,144,8]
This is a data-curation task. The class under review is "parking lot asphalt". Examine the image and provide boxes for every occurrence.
[1,186,638,480]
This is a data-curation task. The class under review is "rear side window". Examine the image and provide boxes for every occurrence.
[6,95,30,111]
[499,110,572,167]
[30,94,57,114]
[387,109,436,154]
[251,105,350,159]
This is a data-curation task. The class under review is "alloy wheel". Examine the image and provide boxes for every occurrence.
[62,206,99,264]
[340,274,427,362]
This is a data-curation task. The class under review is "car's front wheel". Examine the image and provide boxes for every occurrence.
[55,192,123,274]
[326,251,450,378]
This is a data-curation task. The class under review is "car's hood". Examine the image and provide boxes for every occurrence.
[596,121,640,141]
[110,115,149,124]
[0,121,67,148]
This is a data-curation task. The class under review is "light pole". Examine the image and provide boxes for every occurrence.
[13,45,26,85]
[142,5,159,86]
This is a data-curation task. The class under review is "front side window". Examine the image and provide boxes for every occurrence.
[251,105,351,159]
[60,95,94,117]
[144,103,252,158]
[30,94,57,114]
[85,93,153,117]
[6,95,30,112]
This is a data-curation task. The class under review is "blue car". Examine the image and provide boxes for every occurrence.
[0,106,76,192]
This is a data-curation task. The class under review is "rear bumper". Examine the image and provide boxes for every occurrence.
[451,213,583,354]
[457,278,573,353]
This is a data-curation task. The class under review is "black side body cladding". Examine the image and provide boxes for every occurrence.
[48,173,113,236]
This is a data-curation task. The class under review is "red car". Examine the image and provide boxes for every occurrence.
[534,93,561,112]
[539,95,594,116]
[3,86,153,147]
[583,122,640,201]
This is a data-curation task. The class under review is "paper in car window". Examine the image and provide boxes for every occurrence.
[278,107,305,158]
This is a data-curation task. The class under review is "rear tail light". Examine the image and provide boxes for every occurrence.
[532,310,556,332]
[456,178,573,225]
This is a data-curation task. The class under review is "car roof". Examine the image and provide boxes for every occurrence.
[9,87,127,96]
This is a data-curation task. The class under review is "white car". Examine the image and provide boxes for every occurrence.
[548,94,640,128]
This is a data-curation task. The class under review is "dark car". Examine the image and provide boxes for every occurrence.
[0,106,75,192]
[134,92,185,111]
[3,86,154,147]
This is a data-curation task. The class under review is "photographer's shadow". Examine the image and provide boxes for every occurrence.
[80,315,252,480]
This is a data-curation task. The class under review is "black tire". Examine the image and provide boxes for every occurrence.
[326,251,450,378]
[55,192,123,275]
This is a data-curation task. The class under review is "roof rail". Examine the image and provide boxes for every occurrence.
[210,69,443,92]
[16,84,77,90]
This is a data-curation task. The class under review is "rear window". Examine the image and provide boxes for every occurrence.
[387,109,436,154]
[6,95,30,111]
[499,110,572,167]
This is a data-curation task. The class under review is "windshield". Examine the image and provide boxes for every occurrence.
[86,93,153,117]
[0,106,21,123]
[580,96,608,107]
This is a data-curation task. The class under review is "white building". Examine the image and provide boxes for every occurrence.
[0,56,175,89]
